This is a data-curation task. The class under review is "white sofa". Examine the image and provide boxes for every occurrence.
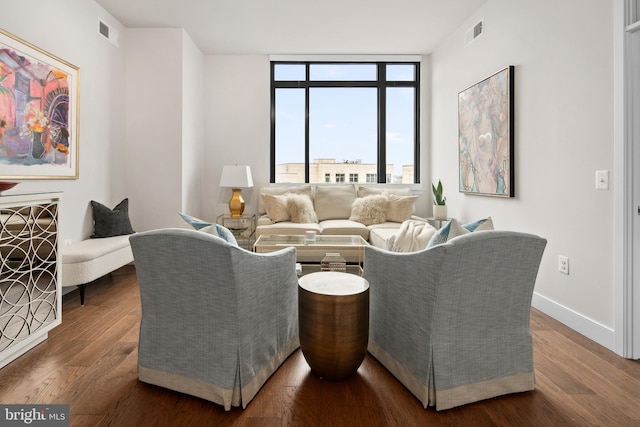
[255,184,424,249]
[61,235,134,305]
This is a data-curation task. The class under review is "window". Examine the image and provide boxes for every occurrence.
[271,61,420,184]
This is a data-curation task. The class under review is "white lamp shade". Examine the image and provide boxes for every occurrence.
[219,165,253,188]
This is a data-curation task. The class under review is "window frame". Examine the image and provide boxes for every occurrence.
[270,61,420,184]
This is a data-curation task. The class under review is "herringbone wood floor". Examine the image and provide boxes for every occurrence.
[1,265,639,426]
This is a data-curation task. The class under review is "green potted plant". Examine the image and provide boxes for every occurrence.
[432,179,447,219]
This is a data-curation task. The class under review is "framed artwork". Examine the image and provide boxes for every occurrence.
[458,65,514,197]
[0,28,79,179]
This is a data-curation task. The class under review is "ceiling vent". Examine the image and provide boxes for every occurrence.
[464,19,484,46]
[98,19,119,47]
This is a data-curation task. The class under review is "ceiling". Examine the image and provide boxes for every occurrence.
[95,0,488,55]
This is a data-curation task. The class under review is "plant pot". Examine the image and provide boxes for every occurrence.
[433,205,447,220]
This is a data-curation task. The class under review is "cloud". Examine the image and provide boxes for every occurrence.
[386,132,404,144]
[324,123,337,129]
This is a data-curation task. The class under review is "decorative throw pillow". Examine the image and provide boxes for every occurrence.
[426,218,469,248]
[262,193,290,222]
[90,198,135,238]
[349,195,389,226]
[463,216,494,232]
[287,194,318,223]
[385,193,418,223]
[197,224,239,246]
[259,185,313,214]
[178,212,211,230]
[178,212,238,246]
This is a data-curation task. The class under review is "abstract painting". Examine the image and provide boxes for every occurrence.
[458,66,514,197]
[0,28,79,179]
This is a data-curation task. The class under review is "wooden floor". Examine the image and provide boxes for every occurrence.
[1,266,639,426]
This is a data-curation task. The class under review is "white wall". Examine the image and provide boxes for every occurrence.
[0,0,127,242]
[431,0,615,346]
[181,35,204,217]
[202,55,271,221]
[124,28,187,231]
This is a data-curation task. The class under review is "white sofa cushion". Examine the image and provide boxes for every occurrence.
[357,186,412,198]
[255,221,321,237]
[369,228,398,249]
[319,219,369,239]
[314,184,356,221]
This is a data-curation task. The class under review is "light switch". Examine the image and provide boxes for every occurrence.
[596,170,609,190]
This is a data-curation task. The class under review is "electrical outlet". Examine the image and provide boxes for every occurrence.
[558,255,569,275]
[64,239,72,246]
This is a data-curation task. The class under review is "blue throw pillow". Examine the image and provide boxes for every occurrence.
[178,212,238,246]
[178,212,211,230]
[463,216,494,232]
[426,218,469,248]
[214,223,238,246]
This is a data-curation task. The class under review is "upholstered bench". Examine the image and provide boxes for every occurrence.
[61,234,134,305]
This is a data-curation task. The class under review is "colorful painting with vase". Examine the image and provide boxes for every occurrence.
[0,28,79,179]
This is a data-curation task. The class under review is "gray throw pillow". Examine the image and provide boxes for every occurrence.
[90,198,135,238]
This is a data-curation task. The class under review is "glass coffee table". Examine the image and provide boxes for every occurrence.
[253,234,369,275]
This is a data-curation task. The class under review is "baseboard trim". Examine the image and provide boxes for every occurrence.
[532,292,614,352]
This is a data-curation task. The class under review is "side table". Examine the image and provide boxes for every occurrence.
[427,216,450,229]
[217,214,256,250]
[298,271,369,380]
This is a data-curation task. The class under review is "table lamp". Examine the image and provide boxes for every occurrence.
[220,165,253,217]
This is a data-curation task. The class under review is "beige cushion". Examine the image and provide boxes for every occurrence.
[256,222,320,237]
[385,193,418,223]
[349,195,389,226]
[287,194,318,223]
[314,185,356,221]
[262,193,290,222]
[357,186,412,198]
[319,219,369,239]
[259,185,312,213]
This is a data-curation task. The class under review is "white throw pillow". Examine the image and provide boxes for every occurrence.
[259,185,312,214]
[262,193,290,223]
[287,194,318,223]
[349,195,389,226]
[385,193,418,223]
[426,218,470,248]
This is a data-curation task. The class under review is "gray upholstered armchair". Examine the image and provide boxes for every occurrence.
[129,228,299,411]
[363,230,546,410]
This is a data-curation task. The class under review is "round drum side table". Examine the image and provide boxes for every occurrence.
[298,271,369,381]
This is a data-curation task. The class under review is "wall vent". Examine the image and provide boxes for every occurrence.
[464,19,484,46]
[98,19,119,47]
